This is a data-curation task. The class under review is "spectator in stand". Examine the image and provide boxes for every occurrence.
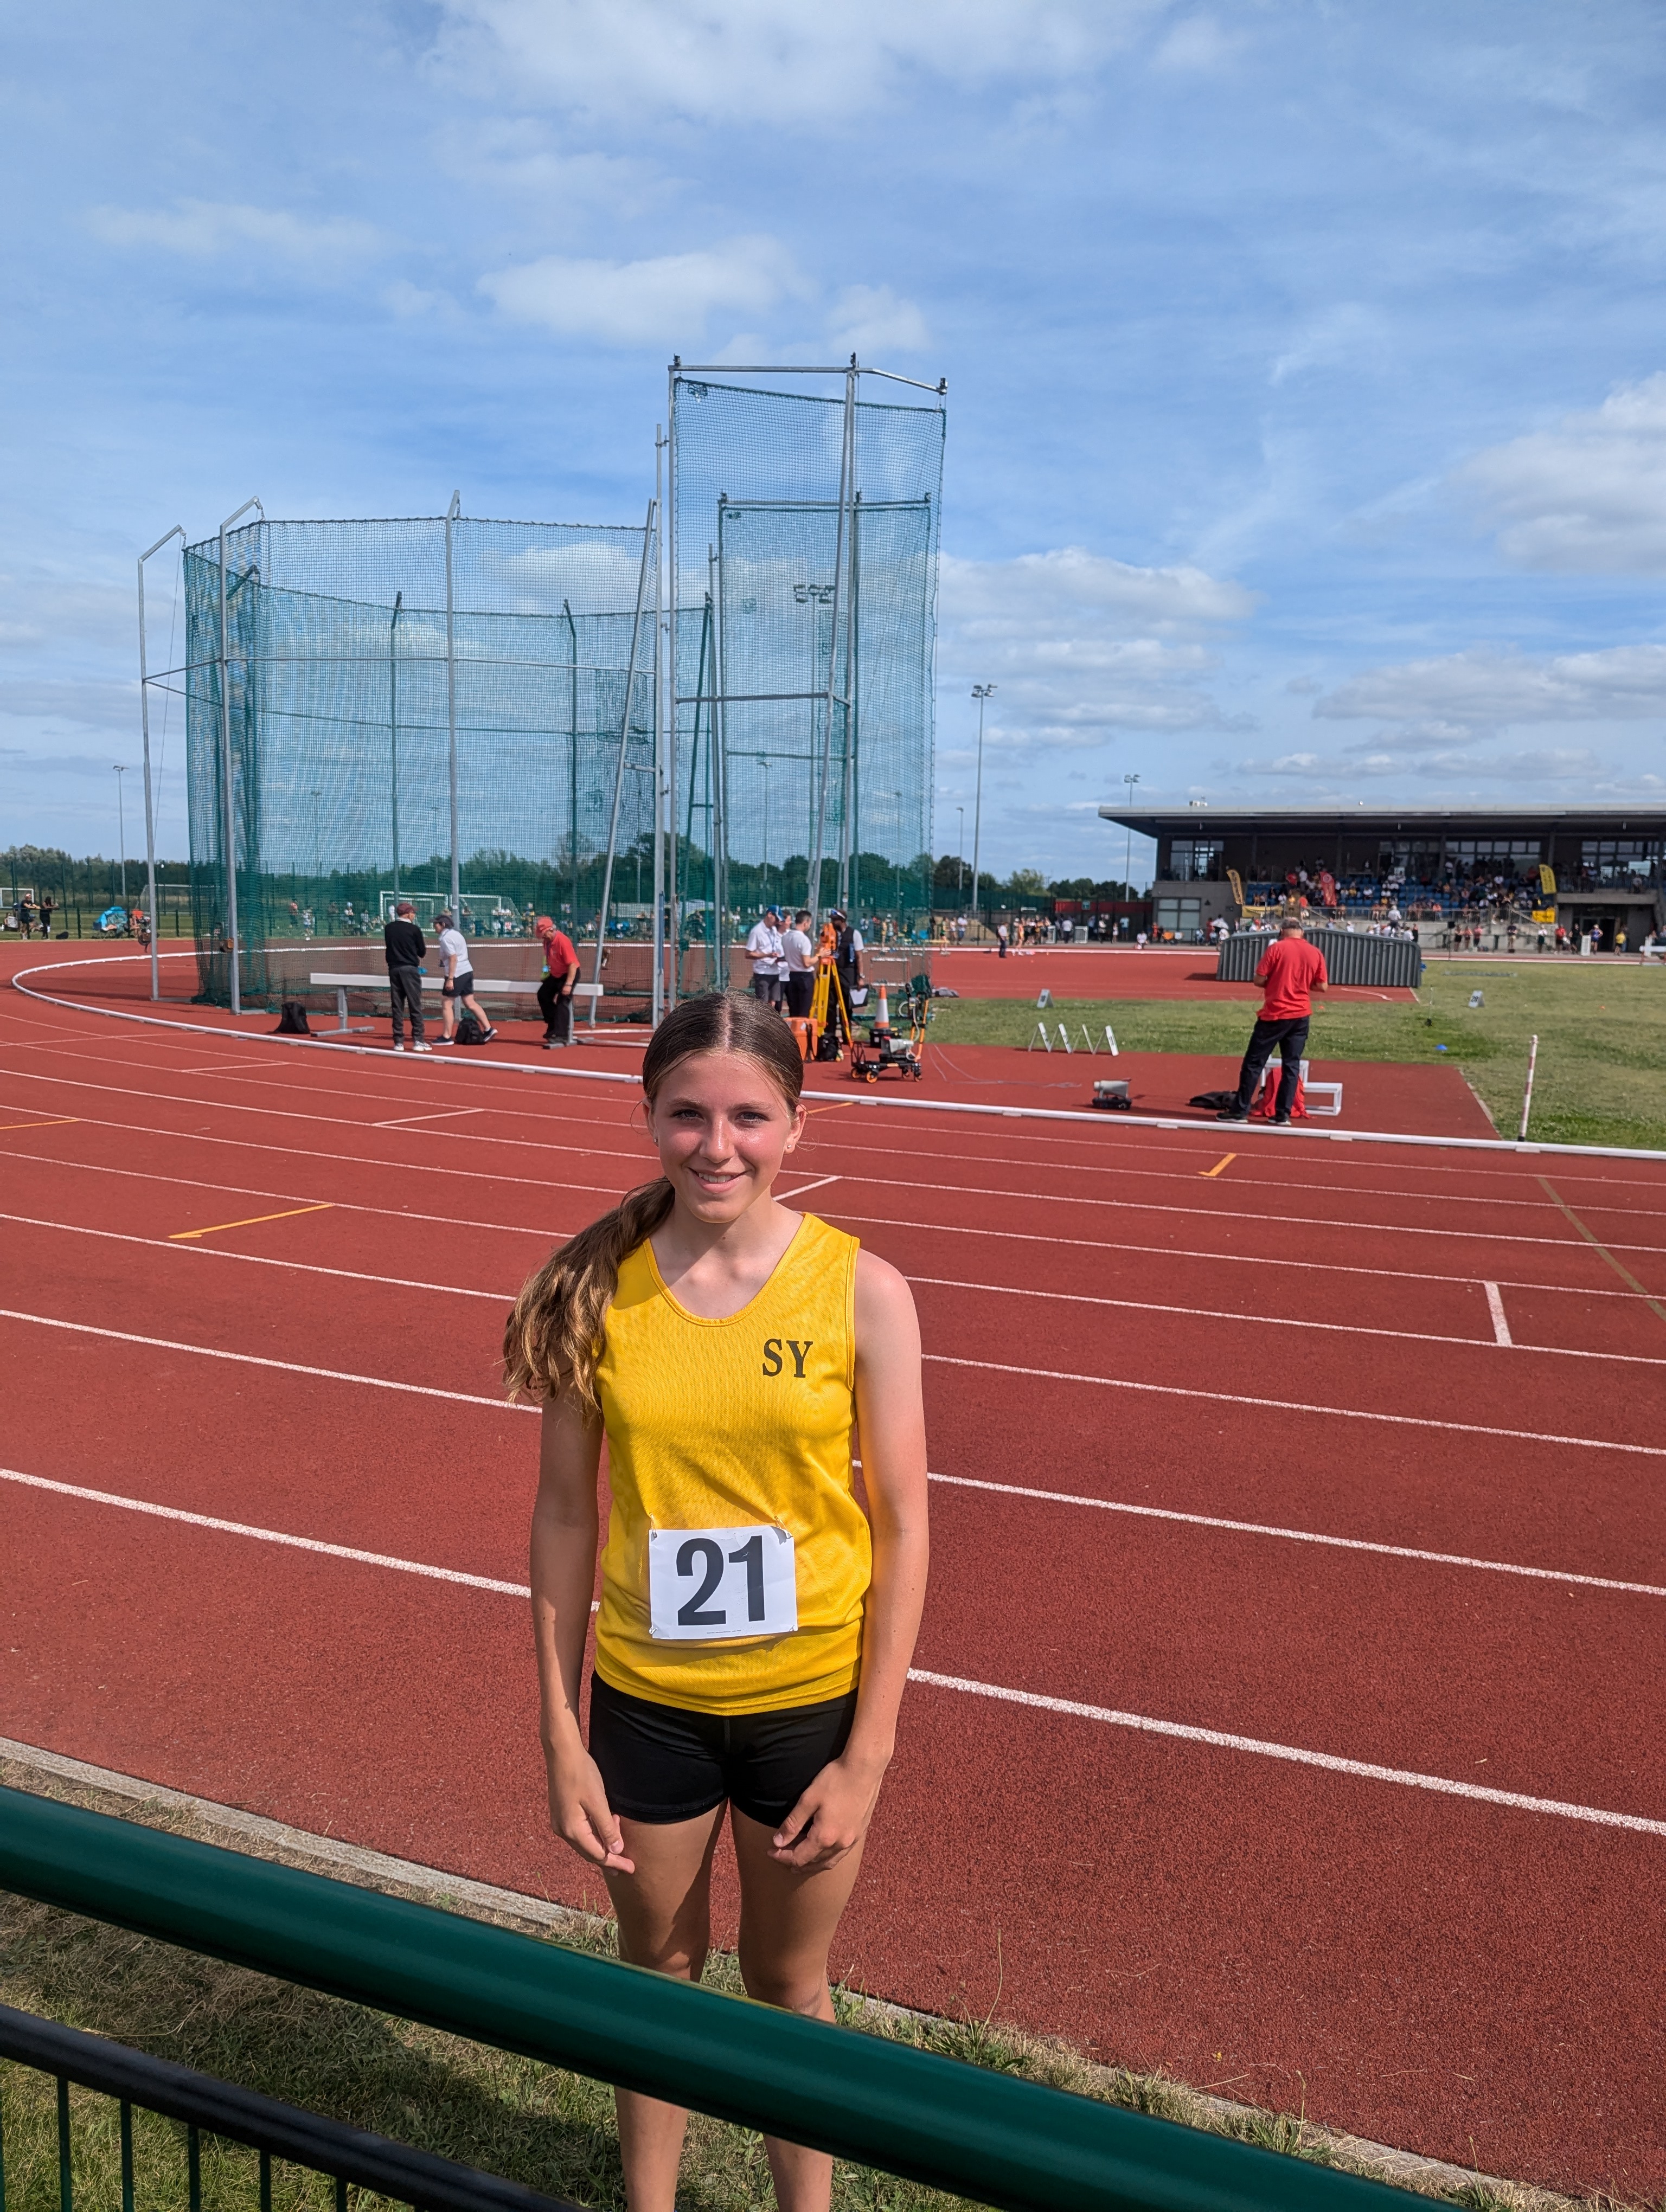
[535,915,581,1049]
[783,909,816,1018]
[1218,917,1327,1126]
[383,899,431,1053]
[433,910,497,1045]
[745,906,786,1007]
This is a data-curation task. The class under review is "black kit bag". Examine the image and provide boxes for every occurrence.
[456,1008,490,1046]
[274,1000,312,1036]
[1189,1088,1240,1111]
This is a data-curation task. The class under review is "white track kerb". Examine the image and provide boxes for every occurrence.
[13,949,1666,1164]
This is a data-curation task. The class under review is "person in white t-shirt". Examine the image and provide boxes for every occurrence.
[781,908,816,1019]
[433,911,497,1045]
[745,908,786,1008]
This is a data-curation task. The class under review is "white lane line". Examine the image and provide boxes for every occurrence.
[924,1351,1666,1459]
[906,1671,1666,1838]
[0,1310,531,1412]
[0,1152,569,1241]
[7,1064,1666,1255]
[907,1272,1666,1368]
[0,1212,519,1300]
[0,1468,531,1595]
[5,1462,1656,1838]
[373,1108,486,1129]
[927,1472,1666,1599]
[780,1174,841,1200]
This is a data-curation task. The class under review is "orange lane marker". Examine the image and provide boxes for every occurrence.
[170,1203,335,1242]
[1200,1153,1236,1179]
[0,1117,80,1133]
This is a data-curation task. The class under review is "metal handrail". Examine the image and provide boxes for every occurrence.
[0,1787,1419,2212]
[0,2002,581,2212]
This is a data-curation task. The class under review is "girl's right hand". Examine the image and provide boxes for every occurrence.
[546,1747,635,1872]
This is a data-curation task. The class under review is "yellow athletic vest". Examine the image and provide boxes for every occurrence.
[592,1213,870,1715]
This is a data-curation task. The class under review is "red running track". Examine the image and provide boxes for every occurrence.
[3,944,1665,2197]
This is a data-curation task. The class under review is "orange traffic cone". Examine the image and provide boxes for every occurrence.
[874,982,890,1030]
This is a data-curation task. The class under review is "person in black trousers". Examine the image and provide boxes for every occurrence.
[535,916,581,1047]
[1218,918,1326,1123]
[383,899,431,1052]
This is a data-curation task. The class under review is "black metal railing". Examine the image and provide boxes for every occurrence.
[0,2001,581,2212]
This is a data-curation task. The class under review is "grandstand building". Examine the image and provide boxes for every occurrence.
[1098,803,1666,945]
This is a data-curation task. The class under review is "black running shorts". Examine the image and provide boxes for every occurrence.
[588,1673,857,1828]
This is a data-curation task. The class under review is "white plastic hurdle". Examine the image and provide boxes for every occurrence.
[308,971,604,1036]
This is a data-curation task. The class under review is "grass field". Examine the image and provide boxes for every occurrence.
[0,1776,1561,2212]
[928,960,1666,1150]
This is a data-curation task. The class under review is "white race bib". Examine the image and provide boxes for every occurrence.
[647,1524,798,1642]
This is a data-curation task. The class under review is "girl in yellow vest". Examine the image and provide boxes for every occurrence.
[505,991,928,2212]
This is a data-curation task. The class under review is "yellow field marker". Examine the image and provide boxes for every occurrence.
[0,1117,80,1133]
[1200,1153,1236,1179]
[170,1203,335,1242]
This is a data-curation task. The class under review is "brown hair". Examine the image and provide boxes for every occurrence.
[502,992,806,1407]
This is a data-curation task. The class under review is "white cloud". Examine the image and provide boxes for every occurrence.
[86,201,382,271]
[1150,13,1246,71]
[434,0,1162,124]
[1270,303,1386,386]
[1314,642,1666,731]
[944,545,1255,639]
[479,235,804,343]
[1457,374,1666,573]
[826,285,930,356]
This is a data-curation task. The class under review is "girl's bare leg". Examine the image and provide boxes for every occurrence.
[604,1808,727,2212]
[730,1811,868,2212]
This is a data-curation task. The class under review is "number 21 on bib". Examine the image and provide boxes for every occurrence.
[647,1525,798,1641]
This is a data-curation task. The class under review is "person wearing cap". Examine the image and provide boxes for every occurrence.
[745,906,786,1009]
[433,911,497,1046]
[535,915,581,1049]
[382,899,432,1053]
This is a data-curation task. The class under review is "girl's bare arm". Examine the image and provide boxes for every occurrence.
[530,1391,633,1871]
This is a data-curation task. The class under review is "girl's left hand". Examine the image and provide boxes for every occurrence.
[770,1750,889,1869]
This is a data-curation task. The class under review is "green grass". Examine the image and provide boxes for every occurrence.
[927,959,1666,1151]
[0,1771,1601,2212]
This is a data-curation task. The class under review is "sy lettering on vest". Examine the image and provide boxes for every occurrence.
[760,1337,814,1378]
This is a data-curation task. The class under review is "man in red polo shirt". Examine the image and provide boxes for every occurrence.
[534,915,581,1048]
[1218,918,1327,1124]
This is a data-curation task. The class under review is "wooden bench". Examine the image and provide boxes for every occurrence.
[307,972,602,1034]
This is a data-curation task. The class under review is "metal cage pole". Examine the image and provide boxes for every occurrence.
[838,493,861,915]
[591,501,656,1026]
[808,359,857,929]
[563,600,579,929]
[709,540,728,982]
[652,426,667,1026]
[217,497,262,1013]
[389,591,403,899]
[667,369,680,1004]
[138,524,186,1000]
[444,493,462,927]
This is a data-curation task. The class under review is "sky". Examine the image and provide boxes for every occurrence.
[4,0,1666,888]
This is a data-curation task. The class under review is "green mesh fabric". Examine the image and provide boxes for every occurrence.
[181,516,653,1006]
[670,376,944,983]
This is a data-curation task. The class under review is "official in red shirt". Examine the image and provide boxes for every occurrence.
[535,915,581,1049]
[1219,918,1328,1123]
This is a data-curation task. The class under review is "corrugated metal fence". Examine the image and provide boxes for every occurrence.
[1217,930,1422,989]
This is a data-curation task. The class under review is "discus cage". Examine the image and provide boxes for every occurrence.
[136,362,945,1017]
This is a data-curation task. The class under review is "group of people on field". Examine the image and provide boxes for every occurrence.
[9,891,56,937]
[380,900,584,1052]
[744,905,864,1031]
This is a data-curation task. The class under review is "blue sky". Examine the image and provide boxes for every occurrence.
[5,0,1666,886]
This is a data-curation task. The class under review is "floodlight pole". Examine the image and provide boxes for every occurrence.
[138,525,185,1000]
[651,425,668,1026]
[957,807,965,900]
[1123,771,1140,906]
[114,767,128,902]
[808,357,857,930]
[592,498,657,1026]
[389,591,403,898]
[444,493,462,929]
[969,684,995,928]
[217,496,262,1014]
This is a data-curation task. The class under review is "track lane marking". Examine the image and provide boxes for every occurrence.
[373,1108,485,1130]
[0,1308,1657,1459]
[922,1351,1666,1459]
[170,1203,335,1242]
[0,1212,521,1297]
[905,1272,1666,1367]
[926,1472,1666,1598]
[1200,1153,1235,1178]
[0,1117,79,1133]
[3,1461,1655,1838]
[906,1672,1666,1839]
[6,1084,1661,1259]
[1538,1175,1666,1326]
[780,1174,841,1199]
